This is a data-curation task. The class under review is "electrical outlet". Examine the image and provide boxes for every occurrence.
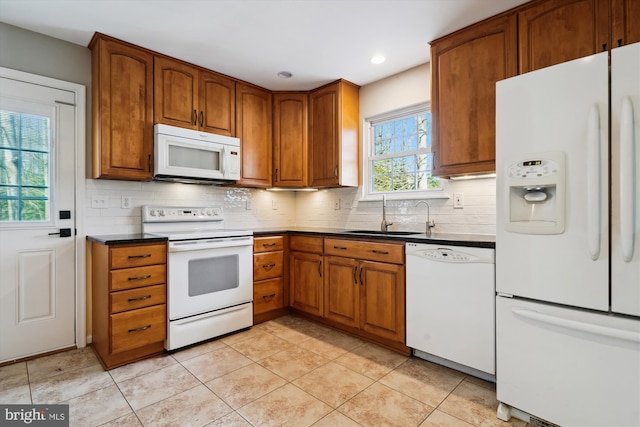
[453,193,464,209]
[246,199,253,210]
[272,199,278,210]
[343,198,353,209]
[121,196,131,209]
[334,199,341,210]
[91,195,108,209]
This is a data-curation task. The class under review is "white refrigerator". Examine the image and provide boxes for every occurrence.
[495,42,640,427]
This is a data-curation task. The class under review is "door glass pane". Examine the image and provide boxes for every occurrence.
[188,254,239,296]
[0,109,51,222]
[168,145,220,171]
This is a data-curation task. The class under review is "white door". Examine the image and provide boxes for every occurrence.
[495,52,609,311]
[611,42,640,317]
[0,76,76,362]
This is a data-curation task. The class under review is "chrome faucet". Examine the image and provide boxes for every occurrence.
[381,194,393,232]
[416,200,436,236]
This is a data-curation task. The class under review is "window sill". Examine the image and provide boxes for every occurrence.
[356,190,451,203]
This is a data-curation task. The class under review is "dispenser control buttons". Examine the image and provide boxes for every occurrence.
[508,159,559,179]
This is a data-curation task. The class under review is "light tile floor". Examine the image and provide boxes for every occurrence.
[0,315,531,427]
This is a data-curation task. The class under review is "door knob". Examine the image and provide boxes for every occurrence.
[48,228,72,237]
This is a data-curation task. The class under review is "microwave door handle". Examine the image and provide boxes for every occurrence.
[221,146,226,176]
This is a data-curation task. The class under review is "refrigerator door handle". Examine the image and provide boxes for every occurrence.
[587,104,602,260]
[512,308,640,344]
[619,96,636,262]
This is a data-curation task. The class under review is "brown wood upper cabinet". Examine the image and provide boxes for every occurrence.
[236,83,273,187]
[519,0,639,74]
[612,0,640,47]
[154,56,235,136]
[90,34,154,180]
[309,79,360,188]
[430,14,517,177]
[518,0,610,73]
[273,92,309,187]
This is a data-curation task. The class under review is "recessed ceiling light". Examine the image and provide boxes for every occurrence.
[370,55,386,64]
[277,71,293,78]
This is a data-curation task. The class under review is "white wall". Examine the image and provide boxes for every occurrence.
[296,64,497,235]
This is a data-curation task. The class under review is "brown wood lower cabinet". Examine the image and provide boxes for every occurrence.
[91,240,167,369]
[324,239,405,345]
[289,235,407,354]
[253,235,289,323]
[290,250,324,317]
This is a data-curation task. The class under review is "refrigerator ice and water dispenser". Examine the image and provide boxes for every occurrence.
[505,151,566,234]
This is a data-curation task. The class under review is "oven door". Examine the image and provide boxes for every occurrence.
[167,236,253,320]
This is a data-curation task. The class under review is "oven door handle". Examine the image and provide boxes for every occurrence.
[169,237,253,252]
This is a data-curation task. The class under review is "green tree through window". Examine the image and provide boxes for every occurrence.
[369,106,439,194]
[0,109,51,222]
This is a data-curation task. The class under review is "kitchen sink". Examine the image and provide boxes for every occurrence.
[343,230,418,236]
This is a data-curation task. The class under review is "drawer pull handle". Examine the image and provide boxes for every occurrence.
[262,243,277,247]
[333,246,348,250]
[262,293,276,302]
[128,274,152,281]
[262,263,276,269]
[128,254,151,259]
[128,325,151,333]
[372,250,389,255]
[128,295,152,302]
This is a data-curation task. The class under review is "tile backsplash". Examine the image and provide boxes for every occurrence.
[84,179,296,235]
[85,177,496,236]
[295,178,496,235]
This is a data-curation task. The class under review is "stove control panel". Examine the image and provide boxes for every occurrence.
[142,206,223,222]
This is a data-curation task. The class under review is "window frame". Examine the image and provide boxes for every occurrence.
[360,102,443,201]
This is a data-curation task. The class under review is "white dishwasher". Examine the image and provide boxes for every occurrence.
[406,242,495,379]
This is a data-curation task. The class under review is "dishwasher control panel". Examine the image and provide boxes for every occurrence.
[406,243,494,264]
[422,249,472,262]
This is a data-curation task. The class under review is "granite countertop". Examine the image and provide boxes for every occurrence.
[87,233,168,245]
[253,227,495,249]
[87,228,495,249]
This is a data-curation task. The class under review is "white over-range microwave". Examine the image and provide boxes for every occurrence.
[154,124,241,184]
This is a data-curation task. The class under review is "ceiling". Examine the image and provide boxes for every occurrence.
[0,0,530,91]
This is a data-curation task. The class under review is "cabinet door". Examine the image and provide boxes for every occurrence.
[518,0,610,73]
[360,261,405,343]
[200,71,235,136]
[236,83,273,187]
[290,252,323,316]
[612,0,640,47]
[309,82,339,186]
[324,256,360,328]
[154,56,199,129]
[92,37,153,180]
[273,92,308,187]
[430,14,517,177]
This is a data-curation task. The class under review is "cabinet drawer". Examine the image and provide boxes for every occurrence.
[253,278,284,315]
[325,238,404,264]
[290,235,324,254]
[111,284,166,313]
[254,236,284,253]
[110,264,166,291]
[254,251,284,281]
[110,243,166,269]
[111,304,166,354]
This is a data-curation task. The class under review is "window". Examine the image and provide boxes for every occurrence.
[0,109,52,222]
[365,103,440,197]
